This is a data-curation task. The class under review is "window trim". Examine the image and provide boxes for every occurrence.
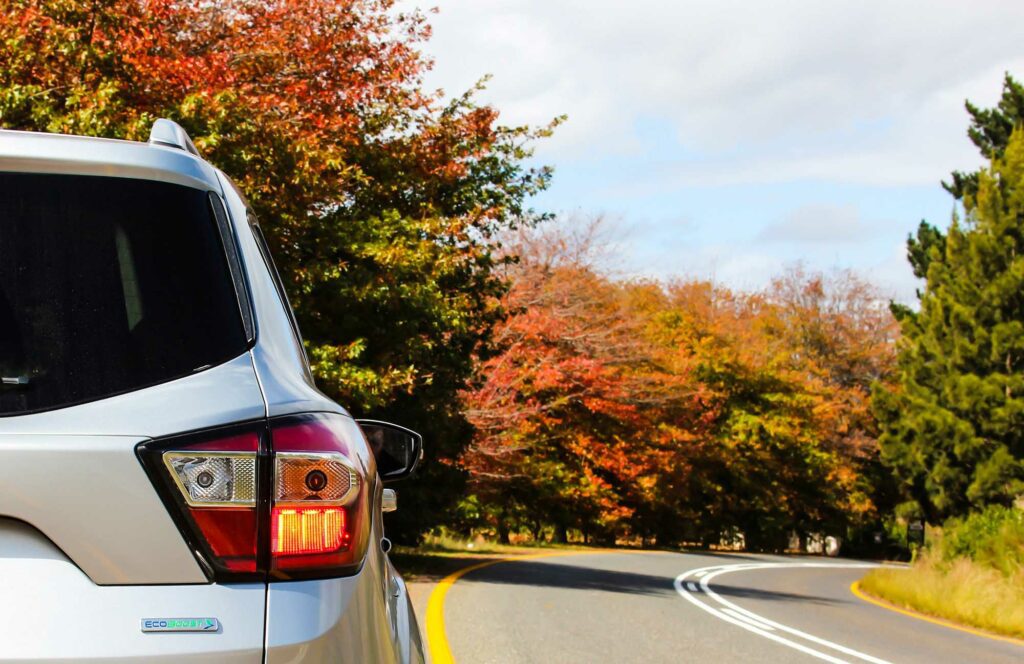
[209,193,256,345]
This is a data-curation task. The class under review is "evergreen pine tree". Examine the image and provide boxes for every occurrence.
[945,73,1024,200]
[874,129,1024,522]
[904,75,1024,287]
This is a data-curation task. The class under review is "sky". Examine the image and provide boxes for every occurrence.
[413,0,1024,302]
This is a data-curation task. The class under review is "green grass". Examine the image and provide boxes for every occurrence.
[860,552,1024,639]
[859,507,1024,640]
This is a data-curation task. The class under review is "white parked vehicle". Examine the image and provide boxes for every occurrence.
[0,120,425,663]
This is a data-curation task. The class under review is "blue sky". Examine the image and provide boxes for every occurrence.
[416,0,1024,302]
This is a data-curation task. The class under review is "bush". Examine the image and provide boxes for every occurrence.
[941,505,1024,577]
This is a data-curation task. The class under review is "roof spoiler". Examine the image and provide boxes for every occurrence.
[148,119,200,157]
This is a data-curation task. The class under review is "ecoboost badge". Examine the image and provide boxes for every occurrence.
[141,617,220,633]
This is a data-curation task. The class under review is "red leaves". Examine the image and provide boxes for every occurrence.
[460,224,899,541]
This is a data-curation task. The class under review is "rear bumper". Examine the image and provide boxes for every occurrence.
[0,519,420,664]
[0,521,264,663]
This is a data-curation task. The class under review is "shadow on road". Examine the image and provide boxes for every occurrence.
[705,582,840,605]
[464,560,679,598]
[394,550,843,606]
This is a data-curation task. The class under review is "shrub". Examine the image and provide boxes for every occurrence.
[941,505,1024,577]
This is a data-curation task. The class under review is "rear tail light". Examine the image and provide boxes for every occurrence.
[268,418,370,578]
[136,413,373,582]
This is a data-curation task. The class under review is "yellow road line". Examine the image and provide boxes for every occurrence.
[850,581,1024,648]
[425,549,656,663]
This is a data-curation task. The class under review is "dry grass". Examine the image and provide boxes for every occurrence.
[860,550,1024,640]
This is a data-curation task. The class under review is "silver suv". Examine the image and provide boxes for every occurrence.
[0,120,425,663]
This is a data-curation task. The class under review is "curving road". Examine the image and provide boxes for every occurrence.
[409,551,1023,663]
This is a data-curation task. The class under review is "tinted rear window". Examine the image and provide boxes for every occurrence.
[0,172,248,416]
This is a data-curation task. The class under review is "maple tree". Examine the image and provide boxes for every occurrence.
[461,223,697,543]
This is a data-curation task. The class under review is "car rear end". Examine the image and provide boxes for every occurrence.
[0,128,419,663]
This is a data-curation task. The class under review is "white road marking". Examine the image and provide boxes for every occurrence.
[686,582,699,592]
[675,562,893,664]
[722,607,776,631]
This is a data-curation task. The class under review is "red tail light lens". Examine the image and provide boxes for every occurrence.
[137,426,264,579]
[272,506,347,555]
[268,414,371,579]
[137,413,372,582]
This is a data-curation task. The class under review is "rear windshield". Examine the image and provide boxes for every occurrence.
[0,172,248,416]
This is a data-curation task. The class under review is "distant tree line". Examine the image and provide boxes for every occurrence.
[457,224,898,549]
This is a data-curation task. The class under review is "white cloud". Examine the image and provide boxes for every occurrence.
[757,204,880,244]
[870,241,923,305]
[418,0,1024,186]
[407,1,1021,299]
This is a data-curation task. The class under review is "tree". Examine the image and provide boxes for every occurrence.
[460,222,694,543]
[462,221,896,549]
[874,129,1024,522]
[907,74,1024,298]
[0,0,557,539]
[671,270,895,550]
[945,73,1024,200]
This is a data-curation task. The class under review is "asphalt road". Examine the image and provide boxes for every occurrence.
[408,550,1023,663]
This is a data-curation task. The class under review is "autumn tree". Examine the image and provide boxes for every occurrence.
[462,221,897,549]
[658,271,896,550]
[874,129,1024,522]
[461,222,695,543]
[0,0,556,538]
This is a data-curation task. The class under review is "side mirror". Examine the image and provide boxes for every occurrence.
[356,420,423,483]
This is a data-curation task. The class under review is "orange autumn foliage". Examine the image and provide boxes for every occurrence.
[461,221,898,548]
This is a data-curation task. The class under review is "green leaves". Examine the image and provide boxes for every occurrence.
[877,127,1024,522]
[945,73,1024,200]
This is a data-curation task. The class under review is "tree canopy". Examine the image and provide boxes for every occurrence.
[461,223,898,548]
[945,73,1024,201]
[875,128,1024,522]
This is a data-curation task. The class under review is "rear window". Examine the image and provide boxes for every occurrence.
[0,172,249,416]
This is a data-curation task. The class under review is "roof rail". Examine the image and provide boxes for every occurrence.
[148,118,200,156]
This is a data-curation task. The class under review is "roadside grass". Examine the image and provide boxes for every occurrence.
[860,553,1024,639]
[390,534,623,582]
[413,533,594,555]
[859,507,1024,640]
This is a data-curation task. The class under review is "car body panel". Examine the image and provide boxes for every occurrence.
[265,560,396,663]
[0,129,221,192]
[217,173,339,419]
[0,353,265,438]
[0,519,264,663]
[0,432,207,584]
